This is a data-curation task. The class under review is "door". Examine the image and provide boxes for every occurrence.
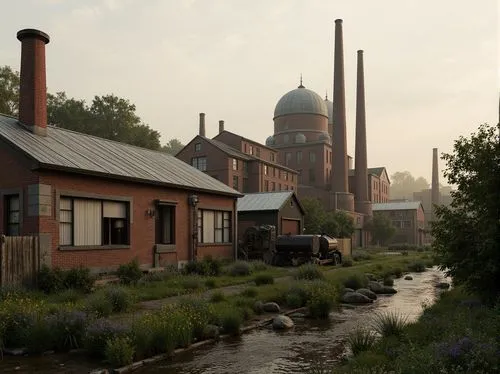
[281,219,300,235]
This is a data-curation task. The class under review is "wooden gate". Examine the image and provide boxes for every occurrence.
[0,235,40,287]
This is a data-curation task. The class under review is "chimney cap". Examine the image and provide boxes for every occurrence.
[357,49,364,54]
[17,28,50,44]
[335,19,343,23]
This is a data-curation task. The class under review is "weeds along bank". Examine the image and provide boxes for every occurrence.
[0,251,432,370]
[337,287,500,374]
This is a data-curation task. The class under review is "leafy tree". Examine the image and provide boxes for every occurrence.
[162,138,184,155]
[0,66,19,116]
[390,171,429,200]
[332,211,355,238]
[301,197,355,238]
[431,123,500,304]
[365,212,396,246]
[302,197,326,235]
[48,92,90,133]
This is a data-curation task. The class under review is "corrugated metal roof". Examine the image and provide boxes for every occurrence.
[0,115,241,197]
[373,201,423,211]
[237,191,295,212]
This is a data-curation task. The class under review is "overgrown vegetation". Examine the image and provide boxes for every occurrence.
[301,197,355,238]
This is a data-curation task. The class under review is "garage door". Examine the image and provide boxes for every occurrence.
[281,219,300,235]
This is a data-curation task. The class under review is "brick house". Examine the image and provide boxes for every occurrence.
[176,116,298,193]
[372,201,425,245]
[237,191,305,238]
[0,28,241,272]
[349,167,390,203]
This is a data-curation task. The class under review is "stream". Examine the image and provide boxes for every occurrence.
[0,267,449,373]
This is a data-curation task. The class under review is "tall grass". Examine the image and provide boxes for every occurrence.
[294,264,324,280]
[346,328,377,355]
[371,311,408,338]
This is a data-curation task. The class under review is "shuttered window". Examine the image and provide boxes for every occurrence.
[197,209,231,244]
[59,197,129,247]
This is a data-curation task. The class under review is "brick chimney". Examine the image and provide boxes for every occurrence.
[431,148,440,221]
[218,120,224,134]
[199,113,206,137]
[17,29,50,136]
[330,19,354,212]
[354,50,372,216]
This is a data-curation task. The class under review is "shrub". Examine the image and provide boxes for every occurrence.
[407,261,426,273]
[205,278,217,289]
[37,265,65,293]
[286,283,309,308]
[210,291,226,303]
[105,336,135,368]
[177,298,212,341]
[52,288,83,303]
[347,328,377,355]
[45,310,87,351]
[391,267,403,278]
[371,311,408,338]
[117,259,143,285]
[84,292,113,318]
[307,281,338,319]
[352,250,373,261]
[342,273,368,290]
[286,292,304,308]
[401,250,409,256]
[254,273,274,286]
[229,261,252,276]
[104,287,134,313]
[220,309,243,335]
[240,287,258,298]
[294,264,324,281]
[181,276,203,290]
[342,258,353,267]
[250,260,269,272]
[26,315,52,354]
[64,266,94,293]
[184,256,222,276]
[383,277,394,287]
[84,319,129,358]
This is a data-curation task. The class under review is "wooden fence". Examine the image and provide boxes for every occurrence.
[0,235,40,287]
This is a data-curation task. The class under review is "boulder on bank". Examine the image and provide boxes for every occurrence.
[380,286,397,294]
[368,281,397,294]
[343,287,355,294]
[341,291,373,304]
[253,301,264,314]
[365,273,378,281]
[272,315,294,330]
[356,288,377,300]
[436,282,450,289]
[262,302,280,313]
[404,275,413,280]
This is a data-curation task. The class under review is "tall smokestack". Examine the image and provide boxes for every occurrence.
[17,29,50,136]
[199,113,206,137]
[431,148,440,221]
[219,120,224,134]
[330,19,354,212]
[354,50,372,216]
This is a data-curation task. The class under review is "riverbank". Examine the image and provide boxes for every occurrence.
[337,286,500,374]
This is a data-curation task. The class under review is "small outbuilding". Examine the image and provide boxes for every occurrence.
[237,191,305,238]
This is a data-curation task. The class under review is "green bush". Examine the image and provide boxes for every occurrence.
[347,328,377,355]
[249,260,269,272]
[240,287,258,298]
[342,273,368,290]
[117,259,143,285]
[294,264,324,280]
[64,266,94,293]
[210,291,226,303]
[220,309,243,335]
[184,256,222,276]
[105,336,135,368]
[383,277,394,287]
[352,250,373,261]
[104,287,134,313]
[37,265,65,293]
[286,292,304,308]
[391,267,403,278]
[307,281,338,319]
[205,278,217,289]
[342,258,353,267]
[84,292,113,318]
[407,261,426,273]
[84,319,129,358]
[176,298,212,341]
[46,310,87,351]
[229,261,252,276]
[254,273,274,286]
[371,311,408,338]
[26,315,52,354]
[52,288,83,303]
[181,276,203,290]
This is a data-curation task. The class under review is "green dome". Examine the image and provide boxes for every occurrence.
[274,85,328,119]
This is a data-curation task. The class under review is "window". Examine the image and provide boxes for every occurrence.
[264,180,269,191]
[256,147,260,157]
[283,171,288,181]
[309,152,316,163]
[243,178,249,193]
[285,152,292,166]
[233,175,239,190]
[284,134,290,143]
[270,153,275,162]
[195,143,201,152]
[273,168,277,177]
[192,157,207,171]
[4,194,20,236]
[264,165,268,175]
[197,210,232,243]
[249,145,254,155]
[232,158,238,170]
[59,197,129,247]
[309,168,316,183]
[297,151,302,164]
[157,204,175,244]
[243,162,248,175]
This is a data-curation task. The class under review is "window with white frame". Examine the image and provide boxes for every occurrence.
[59,197,129,247]
[197,210,232,243]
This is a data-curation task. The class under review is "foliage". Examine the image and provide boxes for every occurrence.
[0,66,19,116]
[347,328,377,355]
[365,213,396,246]
[210,291,226,303]
[45,310,87,351]
[205,278,217,289]
[306,281,338,319]
[301,198,355,238]
[217,307,243,335]
[371,311,408,338]
[240,287,258,298]
[383,277,394,287]
[180,276,203,290]
[184,256,222,276]
[84,292,114,318]
[254,273,274,286]
[63,266,95,293]
[342,258,353,267]
[229,261,252,276]
[105,336,135,368]
[249,260,269,272]
[162,138,185,155]
[352,250,373,261]
[342,273,368,290]
[37,265,65,293]
[103,287,134,313]
[84,319,129,358]
[294,264,324,281]
[431,123,500,304]
[407,261,426,273]
[390,171,429,200]
[117,259,143,285]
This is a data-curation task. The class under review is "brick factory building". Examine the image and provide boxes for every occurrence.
[0,29,241,272]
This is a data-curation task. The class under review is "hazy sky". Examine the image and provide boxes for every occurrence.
[1,0,498,183]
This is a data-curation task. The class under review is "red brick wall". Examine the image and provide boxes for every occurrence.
[39,171,236,270]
